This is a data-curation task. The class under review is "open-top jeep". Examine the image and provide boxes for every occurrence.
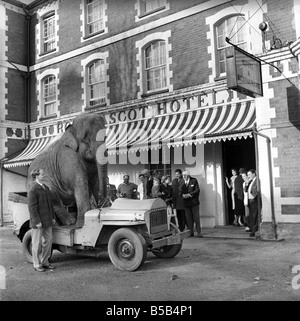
[15,197,190,271]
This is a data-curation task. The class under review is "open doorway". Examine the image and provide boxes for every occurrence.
[222,137,256,225]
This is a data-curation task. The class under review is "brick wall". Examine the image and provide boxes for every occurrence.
[6,9,27,65]
[264,0,296,46]
[271,77,300,198]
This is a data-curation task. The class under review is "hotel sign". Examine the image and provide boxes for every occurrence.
[226,47,263,98]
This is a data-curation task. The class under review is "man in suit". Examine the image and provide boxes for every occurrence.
[28,168,56,272]
[180,170,202,237]
[106,176,117,202]
[246,169,259,237]
[172,169,187,232]
[141,169,153,199]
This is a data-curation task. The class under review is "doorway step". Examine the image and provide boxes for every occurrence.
[201,226,256,240]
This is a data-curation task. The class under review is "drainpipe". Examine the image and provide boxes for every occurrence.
[0,157,8,226]
[23,7,31,138]
[252,123,277,239]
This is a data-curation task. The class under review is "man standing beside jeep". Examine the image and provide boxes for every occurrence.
[28,168,56,272]
[117,175,138,199]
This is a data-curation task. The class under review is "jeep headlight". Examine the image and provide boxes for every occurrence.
[134,211,145,221]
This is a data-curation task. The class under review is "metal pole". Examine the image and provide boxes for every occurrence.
[252,123,277,239]
[253,125,262,239]
[0,162,3,227]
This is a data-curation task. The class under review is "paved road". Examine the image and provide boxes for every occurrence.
[1,226,300,302]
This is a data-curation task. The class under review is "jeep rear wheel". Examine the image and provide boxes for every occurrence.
[108,228,147,272]
[152,242,182,258]
[22,229,33,263]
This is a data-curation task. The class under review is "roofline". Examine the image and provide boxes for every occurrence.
[1,0,52,10]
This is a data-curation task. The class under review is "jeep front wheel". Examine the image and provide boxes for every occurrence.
[22,229,33,263]
[152,243,182,258]
[108,228,147,272]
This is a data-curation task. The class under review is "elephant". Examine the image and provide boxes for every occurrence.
[27,113,108,227]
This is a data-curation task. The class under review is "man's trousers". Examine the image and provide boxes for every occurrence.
[248,199,258,233]
[31,226,53,268]
[185,205,201,235]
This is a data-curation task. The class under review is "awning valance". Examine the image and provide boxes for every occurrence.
[3,137,52,168]
[106,100,255,154]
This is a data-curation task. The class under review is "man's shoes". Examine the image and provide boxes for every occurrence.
[43,264,56,270]
[249,232,255,237]
[34,267,46,272]
[197,234,203,238]
[245,227,251,232]
[190,233,194,237]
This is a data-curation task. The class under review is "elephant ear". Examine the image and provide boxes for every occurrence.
[63,126,78,151]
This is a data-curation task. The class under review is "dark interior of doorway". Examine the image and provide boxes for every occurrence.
[222,137,256,225]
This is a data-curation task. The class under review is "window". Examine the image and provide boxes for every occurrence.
[216,16,247,76]
[88,60,106,107]
[86,0,105,36]
[43,76,56,116]
[42,13,55,54]
[144,41,167,92]
[136,0,169,20]
[144,0,165,13]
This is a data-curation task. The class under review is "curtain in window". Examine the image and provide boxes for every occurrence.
[43,76,56,116]
[145,41,167,91]
[216,16,247,75]
[88,60,106,106]
[144,0,164,12]
[87,0,104,34]
[43,14,55,53]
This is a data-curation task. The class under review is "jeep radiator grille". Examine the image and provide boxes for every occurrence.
[150,209,168,234]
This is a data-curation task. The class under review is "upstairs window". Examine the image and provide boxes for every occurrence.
[86,0,105,36]
[43,75,56,117]
[144,41,167,92]
[88,60,106,107]
[216,15,247,77]
[42,12,55,54]
[136,0,169,20]
[144,0,165,13]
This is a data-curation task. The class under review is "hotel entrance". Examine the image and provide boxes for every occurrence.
[222,137,256,225]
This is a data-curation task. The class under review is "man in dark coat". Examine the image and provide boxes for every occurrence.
[141,169,153,199]
[180,170,202,237]
[28,168,56,272]
[172,169,187,232]
[106,176,117,202]
[245,169,259,237]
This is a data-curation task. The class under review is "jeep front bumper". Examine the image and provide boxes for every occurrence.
[151,230,191,249]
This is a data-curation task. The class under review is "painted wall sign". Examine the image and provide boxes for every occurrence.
[226,47,263,98]
[105,89,237,125]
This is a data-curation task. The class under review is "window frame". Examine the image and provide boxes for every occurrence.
[87,59,107,108]
[42,75,57,118]
[41,11,56,55]
[215,14,248,79]
[142,40,168,96]
[136,0,169,21]
[84,0,106,38]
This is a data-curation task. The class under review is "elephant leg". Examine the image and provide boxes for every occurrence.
[74,184,91,227]
[51,190,76,226]
[53,204,76,226]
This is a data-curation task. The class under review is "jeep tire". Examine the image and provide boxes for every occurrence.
[22,229,33,263]
[152,242,182,258]
[108,228,147,272]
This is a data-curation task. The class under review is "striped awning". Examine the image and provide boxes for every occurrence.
[106,100,255,154]
[3,137,52,168]
[3,100,255,167]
